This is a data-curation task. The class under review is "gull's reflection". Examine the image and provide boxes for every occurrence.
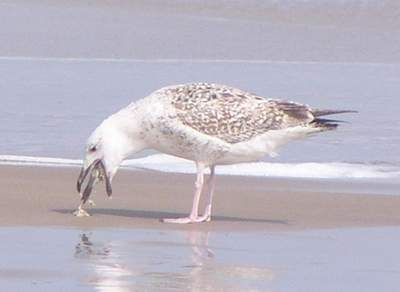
[187,230,215,261]
[184,230,218,291]
[74,229,274,291]
[75,233,110,258]
[74,232,133,292]
[183,231,275,291]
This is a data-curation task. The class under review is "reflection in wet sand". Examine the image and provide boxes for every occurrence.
[4,227,397,291]
[74,230,275,291]
[75,232,134,292]
[183,231,275,291]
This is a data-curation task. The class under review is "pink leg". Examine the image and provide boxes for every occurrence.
[198,166,216,222]
[162,162,207,224]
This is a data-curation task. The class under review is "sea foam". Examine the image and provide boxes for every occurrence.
[1,154,399,180]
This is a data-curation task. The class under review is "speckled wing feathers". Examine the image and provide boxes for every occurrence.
[164,83,313,144]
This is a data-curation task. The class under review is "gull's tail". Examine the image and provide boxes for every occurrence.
[310,109,357,131]
[312,109,357,117]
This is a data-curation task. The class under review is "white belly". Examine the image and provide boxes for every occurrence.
[216,126,318,165]
[145,112,316,166]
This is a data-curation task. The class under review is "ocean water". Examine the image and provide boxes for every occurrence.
[1,0,399,63]
[0,58,399,181]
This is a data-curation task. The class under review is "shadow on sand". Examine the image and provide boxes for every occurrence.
[53,208,288,225]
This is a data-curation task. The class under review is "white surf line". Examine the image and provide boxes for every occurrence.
[0,155,82,167]
[2,154,399,179]
[0,56,397,67]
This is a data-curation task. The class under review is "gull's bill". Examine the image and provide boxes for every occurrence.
[76,159,112,204]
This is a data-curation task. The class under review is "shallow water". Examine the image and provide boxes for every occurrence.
[1,226,399,291]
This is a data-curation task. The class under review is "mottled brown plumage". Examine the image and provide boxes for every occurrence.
[164,83,314,143]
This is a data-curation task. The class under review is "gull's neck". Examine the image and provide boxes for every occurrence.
[103,104,148,162]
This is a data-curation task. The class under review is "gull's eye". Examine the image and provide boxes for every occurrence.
[88,145,97,152]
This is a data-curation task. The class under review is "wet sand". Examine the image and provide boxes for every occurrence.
[1,165,400,231]
[2,226,400,291]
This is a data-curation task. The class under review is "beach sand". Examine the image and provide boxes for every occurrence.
[1,165,400,231]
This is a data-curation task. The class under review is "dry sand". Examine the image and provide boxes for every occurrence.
[1,165,400,231]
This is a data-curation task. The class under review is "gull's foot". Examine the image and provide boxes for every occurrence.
[161,215,210,224]
[73,208,91,217]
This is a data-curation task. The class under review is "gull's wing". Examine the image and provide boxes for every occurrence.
[164,83,314,144]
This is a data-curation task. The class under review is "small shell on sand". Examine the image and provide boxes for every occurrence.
[73,208,91,217]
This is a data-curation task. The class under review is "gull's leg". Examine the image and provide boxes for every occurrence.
[197,165,216,222]
[162,162,207,224]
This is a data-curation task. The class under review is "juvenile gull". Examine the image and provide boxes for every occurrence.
[76,83,355,223]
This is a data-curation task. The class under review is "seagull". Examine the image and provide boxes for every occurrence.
[76,82,354,223]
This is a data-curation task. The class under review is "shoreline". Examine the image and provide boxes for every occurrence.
[1,153,399,187]
[1,165,400,231]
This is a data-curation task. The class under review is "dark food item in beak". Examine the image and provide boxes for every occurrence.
[76,159,112,204]
[82,170,97,204]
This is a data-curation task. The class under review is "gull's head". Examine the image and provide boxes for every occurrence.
[76,118,132,203]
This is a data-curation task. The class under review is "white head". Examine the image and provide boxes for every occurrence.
[76,114,145,202]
